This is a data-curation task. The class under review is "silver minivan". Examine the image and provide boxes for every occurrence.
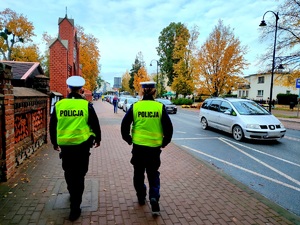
[199,98,286,141]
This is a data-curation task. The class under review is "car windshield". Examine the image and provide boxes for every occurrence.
[232,101,270,115]
[156,99,172,104]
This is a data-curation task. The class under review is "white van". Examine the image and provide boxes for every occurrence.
[199,98,286,141]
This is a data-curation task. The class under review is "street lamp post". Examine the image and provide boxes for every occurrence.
[150,59,160,96]
[259,11,279,112]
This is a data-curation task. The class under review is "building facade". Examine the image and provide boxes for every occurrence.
[236,73,298,101]
[49,15,81,98]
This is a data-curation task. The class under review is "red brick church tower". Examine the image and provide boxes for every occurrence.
[49,14,81,98]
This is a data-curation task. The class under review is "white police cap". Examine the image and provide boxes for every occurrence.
[66,76,85,88]
[140,81,156,88]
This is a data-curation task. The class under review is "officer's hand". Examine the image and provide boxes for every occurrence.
[127,137,132,145]
[93,142,100,148]
[161,140,168,148]
[54,145,60,151]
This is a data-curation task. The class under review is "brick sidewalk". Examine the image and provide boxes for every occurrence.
[0,100,299,224]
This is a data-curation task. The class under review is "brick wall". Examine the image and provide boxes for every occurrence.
[49,40,68,97]
[0,64,49,182]
[50,17,82,98]
[0,64,15,180]
[59,18,74,69]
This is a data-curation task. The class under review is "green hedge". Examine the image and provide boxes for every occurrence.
[277,93,298,105]
[172,98,194,105]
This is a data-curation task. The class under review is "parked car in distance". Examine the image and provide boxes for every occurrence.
[155,98,177,114]
[118,96,132,109]
[199,97,286,141]
[123,97,138,112]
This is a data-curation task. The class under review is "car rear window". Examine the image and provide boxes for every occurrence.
[202,99,212,109]
[208,100,221,111]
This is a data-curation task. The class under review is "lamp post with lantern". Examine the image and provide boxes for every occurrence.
[259,11,279,112]
[150,59,160,96]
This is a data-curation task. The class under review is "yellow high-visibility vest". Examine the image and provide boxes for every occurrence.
[132,100,163,147]
[55,99,95,145]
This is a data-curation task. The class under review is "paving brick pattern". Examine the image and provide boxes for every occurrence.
[0,100,299,225]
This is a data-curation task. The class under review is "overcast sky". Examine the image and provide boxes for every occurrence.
[2,0,282,84]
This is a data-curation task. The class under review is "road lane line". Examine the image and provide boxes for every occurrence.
[220,137,300,168]
[284,136,300,142]
[173,137,219,140]
[182,145,300,192]
[219,138,300,187]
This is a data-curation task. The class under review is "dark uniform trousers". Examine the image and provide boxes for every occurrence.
[131,146,162,201]
[60,138,93,210]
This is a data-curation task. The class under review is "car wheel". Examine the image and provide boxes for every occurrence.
[232,125,244,141]
[201,117,208,130]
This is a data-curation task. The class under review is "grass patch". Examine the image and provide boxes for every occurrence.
[273,114,299,119]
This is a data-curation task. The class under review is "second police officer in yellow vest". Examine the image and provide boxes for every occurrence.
[49,76,101,221]
[121,81,173,216]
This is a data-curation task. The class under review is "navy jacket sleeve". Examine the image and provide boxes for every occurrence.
[49,107,58,148]
[161,105,173,147]
[120,105,133,145]
[88,103,101,144]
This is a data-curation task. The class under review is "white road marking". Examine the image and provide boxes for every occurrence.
[181,145,300,192]
[220,137,300,168]
[219,138,300,187]
[284,136,300,142]
[173,137,219,140]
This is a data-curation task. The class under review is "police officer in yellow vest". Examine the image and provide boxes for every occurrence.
[121,81,173,216]
[49,76,101,221]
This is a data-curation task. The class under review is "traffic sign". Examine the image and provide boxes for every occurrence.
[296,78,300,88]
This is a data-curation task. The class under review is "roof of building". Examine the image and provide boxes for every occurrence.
[58,16,74,26]
[49,38,68,49]
[13,87,48,97]
[0,61,44,80]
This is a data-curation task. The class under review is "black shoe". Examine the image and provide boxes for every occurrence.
[69,208,81,221]
[150,198,160,216]
[138,197,145,205]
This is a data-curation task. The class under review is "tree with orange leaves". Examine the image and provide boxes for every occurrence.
[11,44,43,62]
[195,20,248,97]
[121,70,132,94]
[0,8,35,60]
[172,25,199,97]
[77,26,101,92]
[133,67,150,94]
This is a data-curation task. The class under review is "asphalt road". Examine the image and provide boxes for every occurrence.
[170,107,300,217]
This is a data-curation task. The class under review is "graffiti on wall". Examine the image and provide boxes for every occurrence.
[32,109,44,132]
[14,114,29,143]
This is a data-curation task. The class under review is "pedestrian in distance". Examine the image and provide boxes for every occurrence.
[121,81,173,216]
[49,76,101,221]
[113,94,119,113]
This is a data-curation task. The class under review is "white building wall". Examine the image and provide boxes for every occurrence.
[236,73,298,101]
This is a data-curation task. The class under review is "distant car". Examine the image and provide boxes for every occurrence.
[119,95,135,108]
[199,97,286,141]
[118,96,128,109]
[155,98,177,114]
[123,97,138,112]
